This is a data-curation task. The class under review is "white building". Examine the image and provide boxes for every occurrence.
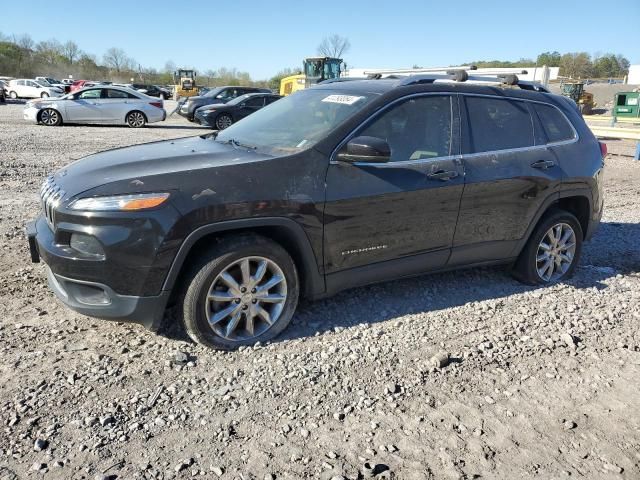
[627,65,640,85]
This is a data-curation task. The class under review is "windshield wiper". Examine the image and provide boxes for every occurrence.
[219,138,257,150]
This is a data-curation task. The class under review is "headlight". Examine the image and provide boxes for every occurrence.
[69,193,170,211]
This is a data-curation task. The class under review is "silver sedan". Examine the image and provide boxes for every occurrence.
[23,86,166,128]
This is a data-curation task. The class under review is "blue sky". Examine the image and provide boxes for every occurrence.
[2,0,639,79]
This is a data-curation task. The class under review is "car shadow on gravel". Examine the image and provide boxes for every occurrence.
[157,221,640,345]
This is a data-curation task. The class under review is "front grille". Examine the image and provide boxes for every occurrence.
[40,176,65,228]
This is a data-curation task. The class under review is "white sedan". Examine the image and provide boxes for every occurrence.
[7,79,64,99]
[23,86,166,128]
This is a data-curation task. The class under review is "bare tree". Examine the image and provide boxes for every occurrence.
[164,60,176,73]
[203,69,216,86]
[61,41,81,64]
[14,34,34,50]
[103,47,133,72]
[317,34,351,58]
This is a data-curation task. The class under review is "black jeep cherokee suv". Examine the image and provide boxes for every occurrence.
[27,74,605,349]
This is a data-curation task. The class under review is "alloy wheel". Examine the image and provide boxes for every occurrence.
[536,223,577,282]
[205,256,287,341]
[40,109,59,126]
[216,114,233,130]
[127,112,145,127]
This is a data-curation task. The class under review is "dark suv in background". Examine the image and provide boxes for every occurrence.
[178,85,271,121]
[27,72,605,349]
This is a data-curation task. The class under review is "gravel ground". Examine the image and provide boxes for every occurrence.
[0,100,639,480]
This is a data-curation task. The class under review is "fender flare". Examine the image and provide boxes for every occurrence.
[162,217,325,297]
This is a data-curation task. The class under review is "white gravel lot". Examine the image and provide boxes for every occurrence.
[0,99,639,480]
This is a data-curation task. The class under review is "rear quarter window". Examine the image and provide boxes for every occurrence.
[463,97,534,153]
[533,103,575,143]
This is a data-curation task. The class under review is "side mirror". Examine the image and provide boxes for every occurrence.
[336,136,391,163]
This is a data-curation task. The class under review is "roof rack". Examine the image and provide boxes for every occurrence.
[397,69,549,92]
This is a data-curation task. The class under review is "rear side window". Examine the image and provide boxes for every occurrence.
[533,104,575,143]
[106,89,128,99]
[463,97,534,153]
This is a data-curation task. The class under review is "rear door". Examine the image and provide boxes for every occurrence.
[324,93,464,278]
[65,88,104,122]
[100,88,132,122]
[450,95,563,265]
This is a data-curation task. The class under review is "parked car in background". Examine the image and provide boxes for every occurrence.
[69,80,103,93]
[23,86,166,127]
[7,79,64,99]
[35,77,67,90]
[0,80,7,103]
[179,86,271,121]
[194,92,282,129]
[130,84,171,100]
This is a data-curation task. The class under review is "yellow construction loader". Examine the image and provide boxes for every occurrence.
[173,69,198,100]
[280,57,343,96]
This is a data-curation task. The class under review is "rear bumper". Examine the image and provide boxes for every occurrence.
[26,218,170,331]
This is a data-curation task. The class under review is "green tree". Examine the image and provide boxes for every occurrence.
[559,52,592,78]
[536,51,561,67]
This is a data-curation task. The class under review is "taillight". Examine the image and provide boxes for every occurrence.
[599,141,607,158]
[150,101,163,109]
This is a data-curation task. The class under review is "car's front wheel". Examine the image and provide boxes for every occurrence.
[39,108,62,126]
[181,235,299,350]
[513,209,583,285]
[215,113,233,130]
[126,111,146,128]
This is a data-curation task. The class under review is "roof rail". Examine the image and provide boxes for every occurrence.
[397,69,548,92]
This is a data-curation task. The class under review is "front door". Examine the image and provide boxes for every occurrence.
[324,94,464,284]
[450,95,563,265]
[65,88,104,122]
[237,96,266,120]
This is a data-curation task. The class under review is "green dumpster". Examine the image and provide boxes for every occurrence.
[613,92,640,118]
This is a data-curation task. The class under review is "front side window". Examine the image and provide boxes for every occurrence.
[78,89,102,99]
[358,95,452,162]
[215,89,376,155]
[463,97,534,153]
[533,104,575,143]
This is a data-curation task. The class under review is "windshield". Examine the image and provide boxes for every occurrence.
[36,80,49,87]
[215,89,376,154]
[227,94,253,106]
[204,88,223,98]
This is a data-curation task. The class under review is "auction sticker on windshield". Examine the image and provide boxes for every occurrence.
[321,95,364,105]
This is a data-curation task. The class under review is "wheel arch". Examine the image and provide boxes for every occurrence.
[512,190,593,257]
[163,218,325,303]
[125,109,148,124]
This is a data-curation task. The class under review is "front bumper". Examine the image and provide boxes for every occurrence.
[26,218,171,331]
[23,106,39,123]
[194,112,214,127]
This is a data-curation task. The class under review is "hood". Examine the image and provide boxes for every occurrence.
[195,102,226,112]
[53,136,271,198]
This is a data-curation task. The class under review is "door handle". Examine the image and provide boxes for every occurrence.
[427,170,458,181]
[531,160,555,169]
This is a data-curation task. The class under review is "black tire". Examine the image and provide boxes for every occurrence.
[181,234,299,350]
[39,108,62,126]
[512,209,583,285]
[215,113,233,130]
[126,110,146,128]
[9,91,18,99]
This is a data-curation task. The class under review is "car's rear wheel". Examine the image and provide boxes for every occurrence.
[39,108,62,126]
[513,210,583,285]
[215,113,233,130]
[126,111,146,128]
[181,235,299,350]
[9,91,18,99]
[41,92,49,98]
